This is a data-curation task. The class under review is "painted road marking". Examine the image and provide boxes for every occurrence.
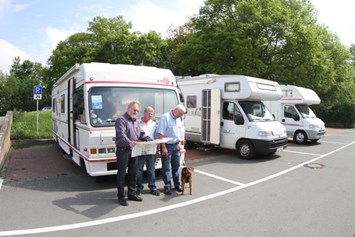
[0,140,354,236]
[194,169,245,186]
[282,150,321,156]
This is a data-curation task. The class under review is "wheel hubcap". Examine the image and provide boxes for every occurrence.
[240,145,250,156]
[296,133,305,143]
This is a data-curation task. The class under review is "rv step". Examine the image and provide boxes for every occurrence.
[196,145,213,151]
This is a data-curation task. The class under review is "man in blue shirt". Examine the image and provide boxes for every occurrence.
[156,104,186,195]
[115,101,152,206]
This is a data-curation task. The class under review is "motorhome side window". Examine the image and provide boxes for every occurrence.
[60,94,65,113]
[186,96,196,108]
[52,98,56,113]
[284,105,296,118]
[223,102,240,120]
[88,87,179,127]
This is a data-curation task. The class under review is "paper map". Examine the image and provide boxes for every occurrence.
[131,138,174,157]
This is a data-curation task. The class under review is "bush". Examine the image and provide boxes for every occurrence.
[11,111,52,140]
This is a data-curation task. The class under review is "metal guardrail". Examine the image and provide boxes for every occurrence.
[0,111,13,172]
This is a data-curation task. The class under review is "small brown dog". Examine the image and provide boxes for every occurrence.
[181,166,194,195]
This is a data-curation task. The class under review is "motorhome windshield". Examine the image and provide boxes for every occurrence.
[239,101,275,122]
[295,104,317,119]
[89,87,179,127]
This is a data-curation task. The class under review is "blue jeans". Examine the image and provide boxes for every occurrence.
[136,154,157,192]
[162,143,181,190]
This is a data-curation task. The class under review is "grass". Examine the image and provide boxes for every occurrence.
[11,111,52,140]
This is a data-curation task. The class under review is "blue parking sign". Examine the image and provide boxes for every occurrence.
[34,85,43,95]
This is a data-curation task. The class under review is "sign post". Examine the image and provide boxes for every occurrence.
[33,85,43,134]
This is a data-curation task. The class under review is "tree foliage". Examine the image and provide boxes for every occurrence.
[1,2,355,124]
[0,58,47,115]
[167,0,355,123]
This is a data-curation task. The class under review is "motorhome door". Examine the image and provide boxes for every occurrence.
[282,104,301,137]
[201,89,220,144]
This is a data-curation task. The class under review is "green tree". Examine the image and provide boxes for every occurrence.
[168,0,355,124]
[48,32,95,81]
[48,16,170,80]
[6,58,46,112]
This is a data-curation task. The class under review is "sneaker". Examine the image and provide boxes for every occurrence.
[164,189,172,195]
[118,198,128,206]
[150,189,161,196]
[128,195,143,201]
[174,186,183,192]
[136,190,142,196]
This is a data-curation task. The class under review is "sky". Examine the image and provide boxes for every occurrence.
[0,0,354,74]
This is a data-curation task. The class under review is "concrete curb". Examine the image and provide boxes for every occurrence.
[0,111,13,171]
[11,138,55,146]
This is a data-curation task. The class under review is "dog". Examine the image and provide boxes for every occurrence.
[181,166,194,195]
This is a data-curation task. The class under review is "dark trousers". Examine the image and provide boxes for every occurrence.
[116,149,138,199]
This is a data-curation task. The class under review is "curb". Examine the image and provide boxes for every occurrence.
[11,139,55,146]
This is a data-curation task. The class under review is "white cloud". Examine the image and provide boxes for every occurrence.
[311,0,355,46]
[126,0,204,36]
[46,27,78,49]
[0,38,29,73]
[0,0,29,19]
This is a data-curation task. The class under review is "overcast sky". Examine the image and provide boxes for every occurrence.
[0,0,354,74]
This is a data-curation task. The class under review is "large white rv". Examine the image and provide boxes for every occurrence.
[177,74,288,159]
[52,63,183,179]
[263,85,325,144]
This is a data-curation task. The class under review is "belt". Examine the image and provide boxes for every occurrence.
[166,142,179,145]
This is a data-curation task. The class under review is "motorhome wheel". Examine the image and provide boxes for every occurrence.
[237,140,255,159]
[294,130,307,144]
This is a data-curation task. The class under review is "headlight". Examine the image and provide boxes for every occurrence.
[259,131,273,137]
[309,124,318,129]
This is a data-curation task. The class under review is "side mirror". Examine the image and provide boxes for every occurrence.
[73,92,80,107]
[234,114,244,125]
[293,114,300,121]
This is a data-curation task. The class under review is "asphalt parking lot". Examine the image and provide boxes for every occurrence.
[0,128,354,237]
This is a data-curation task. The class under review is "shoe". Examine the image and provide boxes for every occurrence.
[164,189,172,195]
[174,186,183,192]
[136,190,141,196]
[118,198,128,206]
[150,189,161,196]
[128,195,143,201]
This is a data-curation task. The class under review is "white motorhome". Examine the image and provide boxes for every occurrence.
[177,74,288,159]
[263,85,325,144]
[52,63,183,179]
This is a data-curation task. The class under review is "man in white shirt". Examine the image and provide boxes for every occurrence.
[136,106,160,196]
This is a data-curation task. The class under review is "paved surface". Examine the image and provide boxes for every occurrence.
[1,127,348,181]
[0,127,354,237]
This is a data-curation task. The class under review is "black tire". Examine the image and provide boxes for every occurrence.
[294,130,307,144]
[237,140,255,159]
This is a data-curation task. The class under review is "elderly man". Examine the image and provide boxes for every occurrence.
[156,104,186,195]
[136,106,160,196]
[115,101,152,206]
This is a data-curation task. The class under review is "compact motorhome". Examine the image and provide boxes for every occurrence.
[52,63,183,179]
[263,85,325,144]
[177,74,288,159]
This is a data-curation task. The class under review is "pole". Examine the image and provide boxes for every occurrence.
[36,99,39,134]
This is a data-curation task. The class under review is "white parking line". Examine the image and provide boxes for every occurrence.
[1,140,354,236]
[321,141,348,145]
[194,169,245,186]
[283,150,321,156]
[331,134,355,138]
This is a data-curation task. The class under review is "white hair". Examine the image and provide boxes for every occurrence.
[174,104,186,113]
